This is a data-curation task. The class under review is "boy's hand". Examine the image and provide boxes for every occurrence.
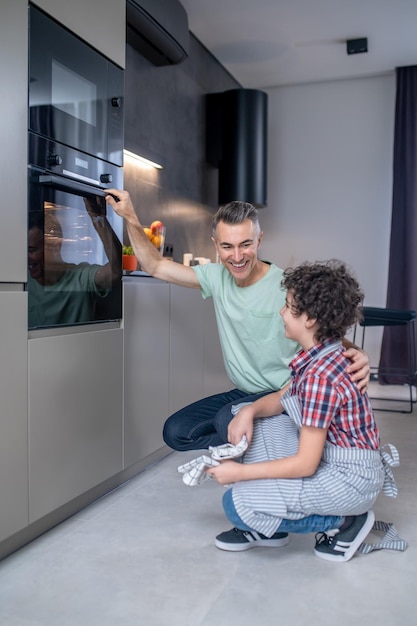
[207,460,243,485]
[227,406,255,446]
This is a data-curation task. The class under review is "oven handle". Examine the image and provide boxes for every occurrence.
[37,174,109,198]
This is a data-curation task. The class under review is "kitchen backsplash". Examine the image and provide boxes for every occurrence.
[123,33,240,263]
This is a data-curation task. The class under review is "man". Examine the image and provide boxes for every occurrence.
[106,190,369,451]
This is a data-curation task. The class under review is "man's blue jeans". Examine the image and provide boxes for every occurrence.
[222,489,343,534]
[163,388,271,451]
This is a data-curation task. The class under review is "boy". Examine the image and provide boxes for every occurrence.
[208,260,398,562]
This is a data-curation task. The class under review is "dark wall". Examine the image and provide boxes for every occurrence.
[123,34,240,263]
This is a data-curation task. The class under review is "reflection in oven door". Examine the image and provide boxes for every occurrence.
[28,179,122,330]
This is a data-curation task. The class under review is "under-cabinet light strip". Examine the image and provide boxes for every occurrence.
[123,149,163,170]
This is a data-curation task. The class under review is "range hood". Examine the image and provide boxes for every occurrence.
[126,0,189,66]
[206,89,268,208]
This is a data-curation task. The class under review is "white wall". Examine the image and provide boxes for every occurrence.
[260,74,396,359]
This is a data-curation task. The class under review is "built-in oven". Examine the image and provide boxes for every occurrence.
[29,4,124,166]
[27,5,125,331]
[28,134,123,330]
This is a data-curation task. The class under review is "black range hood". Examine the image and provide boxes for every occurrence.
[206,88,268,208]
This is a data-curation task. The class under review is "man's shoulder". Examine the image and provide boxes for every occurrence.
[193,262,228,298]
[260,262,286,286]
[263,261,284,275]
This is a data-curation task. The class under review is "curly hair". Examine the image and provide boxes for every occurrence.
[281,260,364,343]
[211,201,261,239]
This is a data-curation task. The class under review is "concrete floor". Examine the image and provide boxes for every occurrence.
[0,393,415,625]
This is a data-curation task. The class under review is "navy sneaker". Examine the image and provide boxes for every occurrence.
[215,527,289,552]
[314,510,375,562]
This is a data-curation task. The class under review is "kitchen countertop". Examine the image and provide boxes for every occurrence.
[122,270,153,277]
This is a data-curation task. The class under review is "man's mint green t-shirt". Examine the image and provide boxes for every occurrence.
[28,263,107,328]
[193,263,299,394]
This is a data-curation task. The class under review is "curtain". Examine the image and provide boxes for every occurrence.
[378,66,417,385]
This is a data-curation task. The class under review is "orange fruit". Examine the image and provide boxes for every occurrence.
[143,227,152,240]
[151,233,162,249]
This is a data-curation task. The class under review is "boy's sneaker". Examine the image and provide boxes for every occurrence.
[314,510,375,562]
[215,527,289,552]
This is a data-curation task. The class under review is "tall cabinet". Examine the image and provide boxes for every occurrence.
[0,0,29,545]
[26,0,126,524]
[0,0,125,556]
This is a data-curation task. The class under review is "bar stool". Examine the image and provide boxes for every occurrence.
[353,306,417,413]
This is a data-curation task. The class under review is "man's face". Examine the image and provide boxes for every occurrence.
[212,219,263,286]
[28,227,62,283]
[28,227,44,281]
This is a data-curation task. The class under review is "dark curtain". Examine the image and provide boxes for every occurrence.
[379,66,417,384]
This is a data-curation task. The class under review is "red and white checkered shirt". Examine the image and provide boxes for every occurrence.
[289,340,380,450]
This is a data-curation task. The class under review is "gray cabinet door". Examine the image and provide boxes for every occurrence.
[202,298,230,396]
[123,278,230,468]
[123,279,170,467]
[28,329,123,522]
[169,285,206,414]
[0,290,28,542]
[32,0,125,68]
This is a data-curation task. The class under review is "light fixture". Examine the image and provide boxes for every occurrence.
[123,149,163,170]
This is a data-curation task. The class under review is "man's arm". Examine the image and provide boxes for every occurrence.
[105,189,201,289]
[84,196,122,290]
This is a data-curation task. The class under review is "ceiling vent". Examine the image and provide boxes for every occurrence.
[126,0,189,66]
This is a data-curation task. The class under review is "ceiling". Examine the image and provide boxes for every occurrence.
[180,0,417,89]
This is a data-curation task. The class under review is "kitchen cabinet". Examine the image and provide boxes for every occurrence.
[169,285,206,414]
[31,0,126,68]
[0,290,28,543]
[0,0,27,282]
[123,278,170,467]
[123,276,230,468]
[0,0,29,545]
[169,284,231,410]
[28,328,123,522]
[202,294,230,396]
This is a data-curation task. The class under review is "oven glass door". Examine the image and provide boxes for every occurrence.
[28,177,122,330]
[29,6,123,165]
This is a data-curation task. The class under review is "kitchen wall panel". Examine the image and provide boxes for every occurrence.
[124,34,241,263]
